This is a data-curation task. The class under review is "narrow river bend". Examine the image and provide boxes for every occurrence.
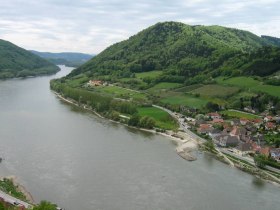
[0,66,279,210]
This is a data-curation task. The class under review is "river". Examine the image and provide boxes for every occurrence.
[0,66,279,210]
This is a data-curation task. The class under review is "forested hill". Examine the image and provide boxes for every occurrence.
[30,51,93,67]
[261,35,280,47]
[68,21,280,84]
[0,39,59,79]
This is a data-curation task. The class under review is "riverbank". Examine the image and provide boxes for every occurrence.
[53,91,198,160]
[53,91,280,185]
[0,175,34,205]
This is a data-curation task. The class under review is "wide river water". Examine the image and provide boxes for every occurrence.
[0,66,279,210]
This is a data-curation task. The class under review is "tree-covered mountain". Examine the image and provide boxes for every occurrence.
[0,39,59,79]
[30,51,94,67]
[261,35,280,47]
[68,21,280,84]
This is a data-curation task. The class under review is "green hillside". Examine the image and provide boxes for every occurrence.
[0,39,59,79]
[68,21,279,84]
[51,22,280,127]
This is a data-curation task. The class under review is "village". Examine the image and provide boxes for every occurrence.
[180,111,280,166]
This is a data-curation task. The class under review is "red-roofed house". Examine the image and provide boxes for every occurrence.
[197,124,213,134]
[264,116,273,122]
[88,80,103,86]
[212,118,224,124]
[260,147,270,157]
[265,122,276,130]
[207,112,221,120]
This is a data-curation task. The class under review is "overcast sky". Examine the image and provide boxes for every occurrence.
[0,0,279,54]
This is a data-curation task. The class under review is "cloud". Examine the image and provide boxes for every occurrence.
[0,0,279,54]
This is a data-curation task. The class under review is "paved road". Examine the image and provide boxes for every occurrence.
[220,148,280,174]
[152,105,206,143]
[0,190,32,209]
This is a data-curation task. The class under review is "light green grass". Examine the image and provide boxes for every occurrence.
[174,84,203,92]
[216,76,280,98]
[191,84,240,97]
[220,110,260,120]
[148,82,183,92]
[138,107,178,130]
[135,71,162,79]
[96,86,147,100]
[216,77,260,88]
[161,94,208,108]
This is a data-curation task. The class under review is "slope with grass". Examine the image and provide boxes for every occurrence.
[216,77,280,98]
[0,39,59,79]
[68,21,280,84]
[137,106,178,130]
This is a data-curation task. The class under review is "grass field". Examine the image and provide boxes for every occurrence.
[174,84,203,92]
[216,77,260,88]
[96,85,147,101]
[161,94,208,108]
[137,107,178,130]
[191,84,240,97]
[148,82,183,92]
[216,76,280,98]
[136,71,162,79]
[220,110,260,120]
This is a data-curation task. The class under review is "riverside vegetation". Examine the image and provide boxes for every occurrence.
[51,21,280,130]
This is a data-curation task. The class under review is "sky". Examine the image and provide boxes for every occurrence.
[0,0,279,54]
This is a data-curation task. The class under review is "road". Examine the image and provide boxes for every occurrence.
[220,148,280,174]
[0,189,32,209]
[152,105,206,143]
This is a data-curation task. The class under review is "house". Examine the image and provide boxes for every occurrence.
[88,80,103,86]
[231,119,241,126]
[252,118,263,128]
[237,142,253,155]
[212,118,224,124]
[207,112,221,120]
[270,148,280,162]
[197,124,213,134]
[260,147,270,157]
[209,128,221,139]
[264,116,273,122]
[240,118,249,125]
[230,126,246,137]
[265,122,276,130]
[219,135,239,147]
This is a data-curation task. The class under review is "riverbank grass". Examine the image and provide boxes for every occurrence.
[137,107,179,130]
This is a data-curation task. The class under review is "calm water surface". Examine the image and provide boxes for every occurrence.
[0,66,279,210]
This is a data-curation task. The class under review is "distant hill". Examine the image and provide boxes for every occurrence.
[261,35,280,47]
[68,21,280,85]
[0,39,59,79]
[30,51,94,67]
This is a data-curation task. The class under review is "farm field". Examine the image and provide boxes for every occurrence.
[191,84,240,97]
[220,110,261,120]
[135,71,162,79]
[96,85,148,101]
[216,76,280,98]
[137,106,178,130]
[161,93,208,108]
[148,82,183,92]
